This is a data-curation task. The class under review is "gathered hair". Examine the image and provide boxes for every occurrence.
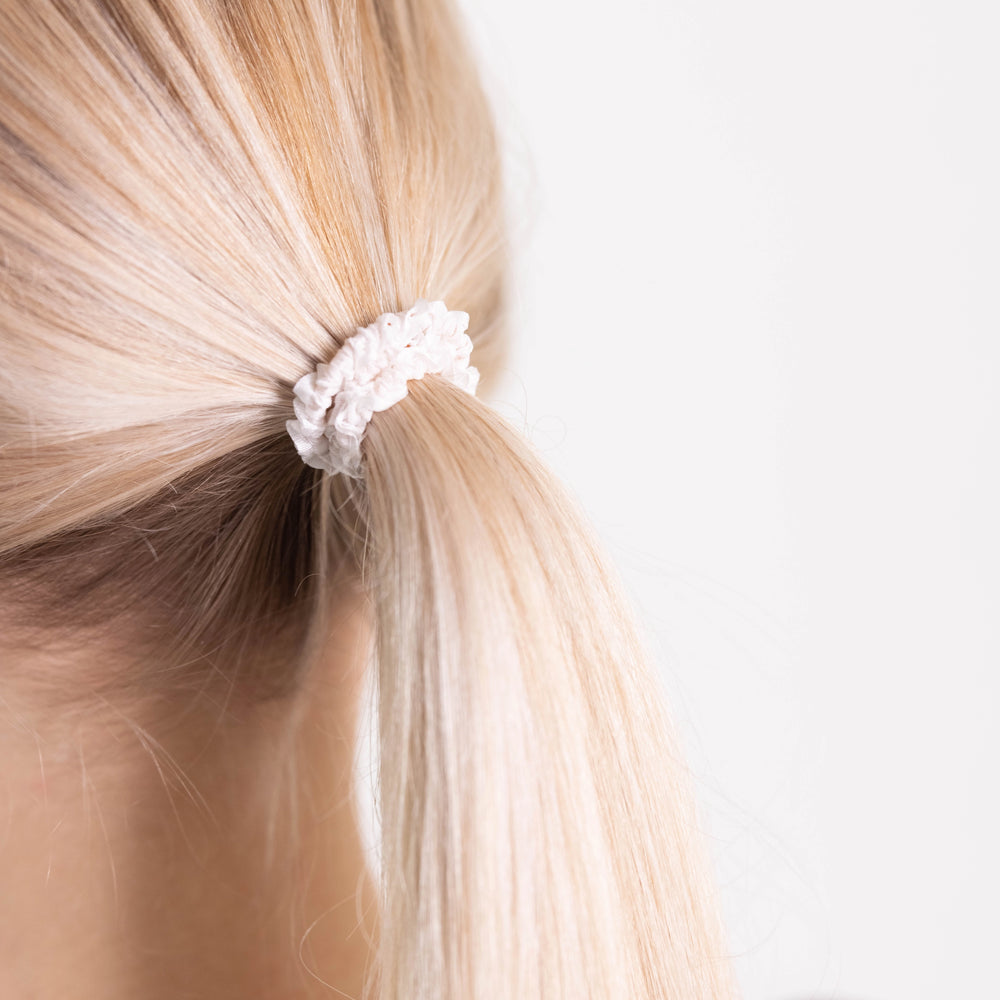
[0,1,735,997]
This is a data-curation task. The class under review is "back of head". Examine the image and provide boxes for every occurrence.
[0,0,504,684]
[0,2,736,997]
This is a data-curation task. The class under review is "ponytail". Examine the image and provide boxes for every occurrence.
[357,376,735,997]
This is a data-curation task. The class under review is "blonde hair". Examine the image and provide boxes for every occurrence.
[0,1,736,997]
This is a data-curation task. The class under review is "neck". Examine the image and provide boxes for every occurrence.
[0,599,378,1000]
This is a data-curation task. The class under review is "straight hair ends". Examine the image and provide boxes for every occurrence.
[364,378,736,997]
[0,1,737,998]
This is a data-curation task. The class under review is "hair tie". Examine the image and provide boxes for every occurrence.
[285,299,479,477]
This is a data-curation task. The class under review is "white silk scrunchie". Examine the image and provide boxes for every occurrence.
[285,299,480,477]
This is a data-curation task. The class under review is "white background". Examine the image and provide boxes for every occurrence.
[458,2,1000,997]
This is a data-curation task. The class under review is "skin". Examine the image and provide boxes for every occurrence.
[0,594,377,1000]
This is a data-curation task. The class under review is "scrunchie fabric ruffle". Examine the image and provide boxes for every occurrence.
[285,299,479,477]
